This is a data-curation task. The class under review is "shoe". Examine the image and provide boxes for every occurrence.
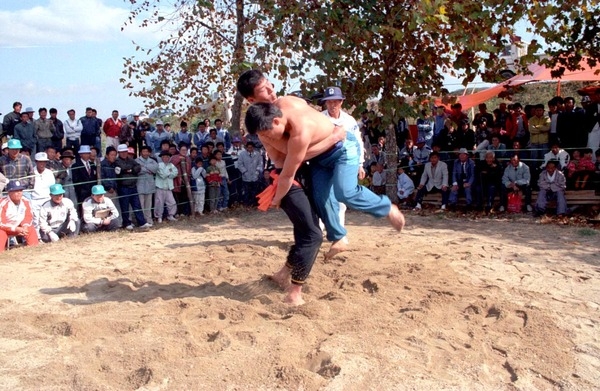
[440,204,446,210]
[526,205,533,212]
[156,218,163,223]
[413,203,422,210]
[166,215,178,221]
[125,225,134,230]
[218,207,227,212]
[498,206,505,212]
[140,223,152,229]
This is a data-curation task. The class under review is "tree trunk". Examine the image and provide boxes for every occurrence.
[381,86,398,203]
[230,92,244,133]
[230,0,245,134]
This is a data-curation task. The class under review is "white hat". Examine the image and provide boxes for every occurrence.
[156,120,164,125]
[1,142,7,150]
[34,152,49,161]
[78,145,91,154]
[458,148,469,155]
[117,144,129,152]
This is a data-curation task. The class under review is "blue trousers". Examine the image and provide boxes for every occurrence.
[118,187,146,227]
[217,178,230,209]
[311,141,391,242]
[449,184,473,205]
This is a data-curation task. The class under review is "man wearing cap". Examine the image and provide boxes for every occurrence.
[0,180,39,251]
[64,109,83,152]
[31,152,56,230]
[449,148,476,209]
[103,110,123,150]
[79,107,101,149]
[148,120,172,153]
[72,145,97,205]
[115,144,151,229]
[34,108,56,154]
[0,139,35,192]
[13,112,37,155]
[174,121,192,149]
[81,185,120,233]
[136,145,158,225]
[38,183,80,242]
[2,101,22,138]
[55,150,78,207]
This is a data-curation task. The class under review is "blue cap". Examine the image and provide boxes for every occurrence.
[7,139,22,149]
[6,180,26,192]
[91,185,106,195]
[321,86,345,101]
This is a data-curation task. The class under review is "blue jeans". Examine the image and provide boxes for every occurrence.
[311,140,391,242]
[218,178,230,209]
[449,184,473,205]
[118,187,146,227]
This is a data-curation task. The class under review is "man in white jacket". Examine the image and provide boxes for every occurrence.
[38,184,79,242]
[64,109,83,152]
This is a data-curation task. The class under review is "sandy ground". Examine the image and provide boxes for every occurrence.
[0,209,599,391]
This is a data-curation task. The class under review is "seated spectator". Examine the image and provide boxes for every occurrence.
[0,180,39,251]
[31,152,56,232]
[38,184,80,242]
[414,151,449,210]
[81,185,120,233]
[396,164,415,207]
[501,154,532,212]
[365,144,386,171]
[449,148,476,209]
[486,135,507,161]
[154,151,178,223]
[535,160,567,217]
[0,139,35,192]
[542,142,570,171]
[371,163,386,195]
[475,151,503,213]
[567,148,595,189]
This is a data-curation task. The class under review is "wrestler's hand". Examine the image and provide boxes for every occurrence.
[271,197,281,208]
[332,124,347,143]
[358,166,366,180]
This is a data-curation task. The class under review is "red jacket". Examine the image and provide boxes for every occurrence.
[506,113,529,140]
[103,118,123,138]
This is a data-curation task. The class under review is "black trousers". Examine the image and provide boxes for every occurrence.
[279,184,323,285]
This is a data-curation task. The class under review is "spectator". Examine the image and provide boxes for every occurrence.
[48,108,64,152]
[414,151,449,210]
[214,119,232,151]
[529,103,551,164]
[506,103,529,146]
[136,146,158,224]
[229,137,244,203]
[147,121,172,153]
[0,180,39,251]
[214,149,230,211]
[2,101,22,138]
[31,152,56,231]
[115,144,151,229]
[80,107,101,149]
[371,163,386,195]
[557,97,586,152]
[206,156,221,213]
[170,144,192,216]
[14,112,36,155]
[44,146,62,176]
[1,139,35,191]
[72,145,96,205]
[193,122,210,147]
[100,146,122,227]
[456,118,476,150]
[411,137,431,176]
[416,109,434,148]
[502,154,532,212]
[174,121,192,149]
[154,151,178,223]
[396,164,415,206]
[535,160,567,217]
[34,107,55,153]
[432,106,447,147]
[547,98,561,146]
[191,157,207,216]
[395,115,412,153]
[568,148,595,189]
[38,183,80,242]
[119,119,135,146]
[486,135,507,162]
[476,151,503,213]
[81,185,120,233]
[55,150,78,207]
[237,141,263,206]
[64,109,83,152]
[474,103,495,128]
[542,142,570,171]
[449,148,476,209]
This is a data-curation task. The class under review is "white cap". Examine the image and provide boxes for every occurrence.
[117,144,129,152]
[34,152,49,161]
[1,142,7,150]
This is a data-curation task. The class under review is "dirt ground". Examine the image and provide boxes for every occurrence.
[0,209,599,391]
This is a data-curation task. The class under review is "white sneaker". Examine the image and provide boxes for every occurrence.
[156,218,163,223]
[498,206,505,212]
[414,203,422,210]
[140,223,152,229]
[526,205,533,212]
[125,225,134,230]
[440,204,446,210]
[166,215,178,221]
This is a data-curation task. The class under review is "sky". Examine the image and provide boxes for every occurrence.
[0,0,538,122]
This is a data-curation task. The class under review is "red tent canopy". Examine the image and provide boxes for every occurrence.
[452,58,600,110]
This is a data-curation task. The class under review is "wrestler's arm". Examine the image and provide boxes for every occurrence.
[262,142,285,168]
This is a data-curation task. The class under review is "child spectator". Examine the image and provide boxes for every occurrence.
[205,156,222,213]
[191,157,207,216]
[214,150,230,211]
[396,164,415,207]
[154,151,178,223]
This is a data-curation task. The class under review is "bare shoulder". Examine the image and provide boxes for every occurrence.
[275,95,309,110]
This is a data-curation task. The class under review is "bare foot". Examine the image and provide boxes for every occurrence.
[387,204,405,232]
[324,237,348,261]
[270,265,291,290]
[284,284,305,306]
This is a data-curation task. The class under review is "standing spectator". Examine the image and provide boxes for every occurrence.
[64,109,82,152]
[81,185,120,233]
[115,144,151,229]
[557,97,586,152]
[501,154,532,212]
[449,148,476,209]
[548,98,561,146]
[0,180,39,251]
[529,104,551,164]
[100,146,122,227]
[2,101,22,138]
[414,151,449,210]
[214,119,232,151]
[80,107,101,149]
[120,120,135,146]
[38,183,80,242]
[416,109,434,148]
[214,150,230,211]
[0,139,35,191]
[55,150,78,207]
[217,142,238,206]
[506,103,529,146]
[174,121,192,149]
[456,119,476,150]
[136,146,158,224]
[170,144,192,216]
[474,103,495,128]
[229,136,244,203]
[395,115,411,155]
[193,121,210,147]
[486,135,507,162]
[205,156,221,213]
[237,141,263,206]
[14,112,36,155]
[132,114,145,154]
[34,108,55,153]
[44,146,62,177]
[154,151,178,223]
[191,157,207,216]
[48,108,64,152]
[72,145,96,205]
[103,110,122,150]
[449,103,468,128]
[148,120,172,153]
[535,160,567,217]
[432,106,448,147]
